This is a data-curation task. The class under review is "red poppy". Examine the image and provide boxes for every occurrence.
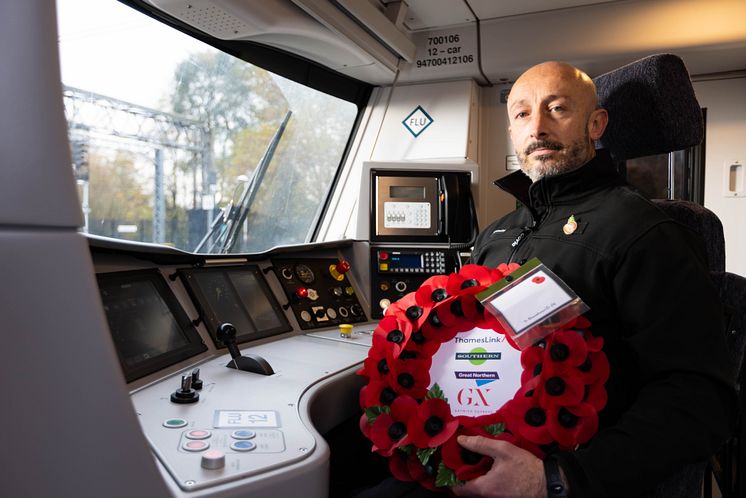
[495,262,521,277]
[576,351,610,385]
[385,291,431,330]
[421,296,464,342]
[459,294,482,320]
[502,395,553,445]
[360,341,393,382]
[408,398,459,448]
[359,412,371,439]
[545,330,589,367]
[360,379,399,409]
[415,275,451,308]
[583,378,608,411]
[388,450,414,482]
[371,315,414,359]
[520,345,545,384]
[446,264,494,297]
[441,428,494,481]
[370,395,418,456]
[546,402,599,449]
[535,370,586,407]
[388,357,432,399]
[403,327,443,359]
[406,451,441,491]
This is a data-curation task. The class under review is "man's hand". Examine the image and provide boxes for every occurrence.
[450,436,547,498]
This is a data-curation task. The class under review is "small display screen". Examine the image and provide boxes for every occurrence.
[181,266,290,347]
[391,254,424,268]
[389,185,426,199]
[97,270,206,382]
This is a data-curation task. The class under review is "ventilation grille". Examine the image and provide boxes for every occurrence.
[169,3,252,39]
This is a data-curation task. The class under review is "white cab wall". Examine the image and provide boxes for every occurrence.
[694,77,746,277]
[477,84,517,227]
[318,80,482,241]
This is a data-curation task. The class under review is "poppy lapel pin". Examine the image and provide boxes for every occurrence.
[563,215,578,235]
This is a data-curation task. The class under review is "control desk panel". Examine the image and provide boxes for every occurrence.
[131,335,370,493]
[272,258,367,329]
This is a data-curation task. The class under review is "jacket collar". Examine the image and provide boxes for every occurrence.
[494,149,622,213]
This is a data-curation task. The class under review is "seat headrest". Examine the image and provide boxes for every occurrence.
[593,54,703,161]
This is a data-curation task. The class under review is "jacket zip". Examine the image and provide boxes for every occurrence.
[508,186,550,263]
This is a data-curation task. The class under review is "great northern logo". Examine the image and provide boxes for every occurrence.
[454,347,500,386]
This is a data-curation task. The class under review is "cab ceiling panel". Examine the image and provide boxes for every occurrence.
[399,0,622,31]
[145,0,412,84]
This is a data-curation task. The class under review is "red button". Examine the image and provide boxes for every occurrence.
[379,251,389,261]
[336,260,351,273]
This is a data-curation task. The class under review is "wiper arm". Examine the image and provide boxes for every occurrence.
[194,110,292,254]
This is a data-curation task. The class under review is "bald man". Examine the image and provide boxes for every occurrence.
[465,62,736,498]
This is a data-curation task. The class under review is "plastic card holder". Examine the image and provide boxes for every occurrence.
[477,258,589,350]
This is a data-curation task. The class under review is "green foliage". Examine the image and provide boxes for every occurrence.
[484,423,506,436]
[416,447,436,466]
[397,444,414,454]
[435,462,463,488]
[364,405,390,425]
[425,383,447,402]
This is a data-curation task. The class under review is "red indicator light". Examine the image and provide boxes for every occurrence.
[337,259,351,274]
[295,287,309,299]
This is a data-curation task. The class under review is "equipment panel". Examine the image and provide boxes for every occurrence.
[272,258,367,329]
[370,247,460,318]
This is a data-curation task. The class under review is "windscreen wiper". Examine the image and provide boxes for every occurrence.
[194,110,292,254]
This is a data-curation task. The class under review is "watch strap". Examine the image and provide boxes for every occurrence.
[544,456,569,498]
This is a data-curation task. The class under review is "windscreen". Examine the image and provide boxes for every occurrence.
[56,0,358,253]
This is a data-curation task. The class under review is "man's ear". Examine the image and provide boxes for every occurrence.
[588,108,608,140]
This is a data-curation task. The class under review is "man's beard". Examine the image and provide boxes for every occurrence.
[517,135,593,182]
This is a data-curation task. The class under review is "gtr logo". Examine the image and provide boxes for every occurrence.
[456,387,491,406]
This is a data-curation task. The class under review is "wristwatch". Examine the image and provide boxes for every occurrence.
[544,456,569,498]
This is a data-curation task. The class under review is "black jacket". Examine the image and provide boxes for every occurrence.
[471,150,737,498]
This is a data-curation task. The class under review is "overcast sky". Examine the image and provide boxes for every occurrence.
[56,0,207,109]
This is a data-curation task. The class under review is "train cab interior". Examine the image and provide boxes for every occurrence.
[3,1,746,497]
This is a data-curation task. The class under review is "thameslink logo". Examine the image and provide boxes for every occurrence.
[454,336,503,344]
[402,105,434,137]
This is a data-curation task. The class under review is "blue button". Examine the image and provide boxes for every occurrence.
[231,440,256,452]
[231,430,256,440]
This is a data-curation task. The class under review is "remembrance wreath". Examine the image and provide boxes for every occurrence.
[358,263,609,490]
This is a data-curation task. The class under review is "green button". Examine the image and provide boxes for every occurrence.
[163,418,188,428]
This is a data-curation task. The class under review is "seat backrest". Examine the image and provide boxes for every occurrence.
[592,54,741,498]
[651,199,725,273]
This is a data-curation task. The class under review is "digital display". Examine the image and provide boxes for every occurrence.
[391,254,423,268]
[181,266,290,347]
[389,185,426,199]
[97,270,206,382]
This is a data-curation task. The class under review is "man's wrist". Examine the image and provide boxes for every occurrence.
[544,456,570,498]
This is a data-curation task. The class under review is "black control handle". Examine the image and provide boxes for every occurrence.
[216,322,242,360]
[216,322,274,376]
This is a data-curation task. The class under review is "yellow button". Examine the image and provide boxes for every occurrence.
[338,324,353,338]
[379,263,389,271]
